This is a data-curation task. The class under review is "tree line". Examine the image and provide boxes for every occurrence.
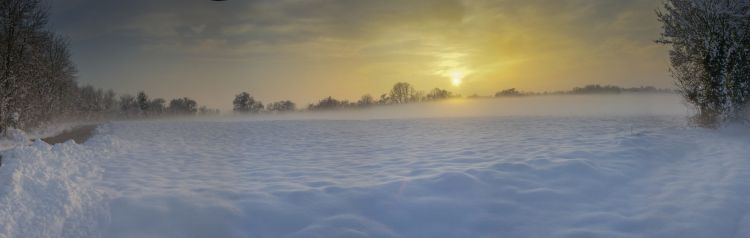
[232,82,459,113]
[231,82,679,114]
[1,0,82,133]
[493,85,676,97]
[118,91,219,118]
[0,0,218,134]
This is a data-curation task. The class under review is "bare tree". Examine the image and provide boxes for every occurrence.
[495,88,523,97]
[103,89,117,112]
[308,96,347,110]
[389,82,416,104]
[426,88,453,100]
[233,92,264,113]
[357,94,375,107]
[0,0,51,131]
[119,94,139,116]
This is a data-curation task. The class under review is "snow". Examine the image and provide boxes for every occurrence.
[0,122,90,151]
[0,129,30,151]
[2,95,750,238]
[0,139,114,238]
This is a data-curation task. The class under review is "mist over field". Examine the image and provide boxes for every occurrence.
[217,94,689,121]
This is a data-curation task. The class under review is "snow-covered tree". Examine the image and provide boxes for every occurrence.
[657,0,750,125]
[0,0,212,132]
[1,0,50,131]
[0,0,108,131]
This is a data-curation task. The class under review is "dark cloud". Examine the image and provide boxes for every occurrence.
[49,0,468,54]
[49,0,658,58]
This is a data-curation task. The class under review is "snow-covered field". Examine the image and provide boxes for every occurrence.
[2,95,750,238]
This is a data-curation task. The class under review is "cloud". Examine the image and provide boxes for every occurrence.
[51,0,660,59]
[47,0,672,109]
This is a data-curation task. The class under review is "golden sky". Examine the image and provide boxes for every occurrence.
[51,0,672,110]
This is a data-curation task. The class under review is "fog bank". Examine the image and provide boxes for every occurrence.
[211,94,689,121]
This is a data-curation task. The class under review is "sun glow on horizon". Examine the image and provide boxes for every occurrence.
[450,70,464,87]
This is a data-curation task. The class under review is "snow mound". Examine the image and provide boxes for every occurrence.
[0,139,113,238]
[0,129,29,151]
[0,122,89,151]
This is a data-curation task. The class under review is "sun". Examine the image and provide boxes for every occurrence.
[450,70,463,87]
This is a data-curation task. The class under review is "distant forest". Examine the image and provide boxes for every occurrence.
[493,85,675,97]
[233,83,675,114]
[0,0,216,133]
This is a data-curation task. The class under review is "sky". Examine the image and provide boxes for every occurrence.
[48,0,673,110]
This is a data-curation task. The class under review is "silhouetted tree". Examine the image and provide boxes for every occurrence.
[267,100,296,112]
[378,94,389,104]
[357,94,375,107]
[495,88,523,97]
[308,96,349,110]
[149,98,166,115]
[168,97,197,115]
[136,91,150,113]
[389,82,416,104]
[233,92,263,113]
[570,85,622,94]
[198,106,220,115]
[426,88,453,100]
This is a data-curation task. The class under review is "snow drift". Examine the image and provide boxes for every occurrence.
[1,94,750,238]
[0,135,117,238]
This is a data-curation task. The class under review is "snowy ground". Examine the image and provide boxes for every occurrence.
[2,95,750,238]
[0,122,93,151]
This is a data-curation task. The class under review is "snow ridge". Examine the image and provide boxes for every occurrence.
[0,130,117,238]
